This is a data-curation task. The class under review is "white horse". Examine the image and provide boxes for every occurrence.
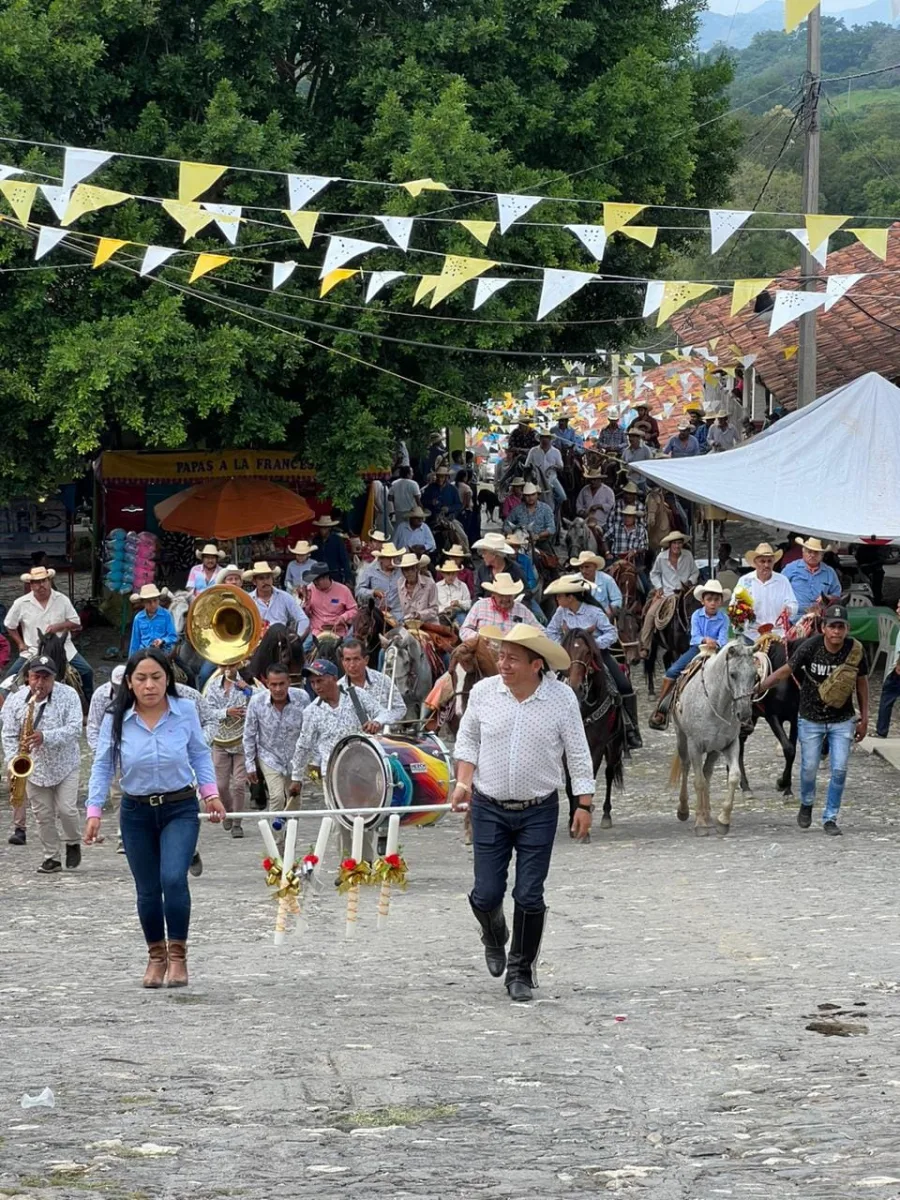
[670,643,759,837]
[167,589,192,636]
[380,626,434,722]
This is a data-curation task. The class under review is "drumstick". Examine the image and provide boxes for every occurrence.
[345,816,365,939]
[376,814,401,931]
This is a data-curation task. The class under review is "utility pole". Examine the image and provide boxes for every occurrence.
[797,3,821,408]
[610,352,620,409]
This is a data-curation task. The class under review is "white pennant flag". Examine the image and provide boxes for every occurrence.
[768,289,826,336]
[272,261,297,290]
[366,270,405,302]
[319,235,384,280]
[41,185,72,221]
[789,228,829,268]
[642,280,665,319]
[824,272,865,312]
[0,164,22,182]
[203,203,242,246]
[286,174,336,211]
[376,216,414,251]
[34,227,68,260]
[740,354,757,369]
[62,147,113,192]
[709,209,752,255]
[139,245,178,276]
[473,277,512,310]
[566,224,608,261]
[496,193,542,235]
[536,268,595,321]
[647,353,662,364]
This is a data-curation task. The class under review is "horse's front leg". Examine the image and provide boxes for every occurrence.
[767,712,796,796]
[738,723,754,793]
[691,748,711,836]
[601,762,614,829]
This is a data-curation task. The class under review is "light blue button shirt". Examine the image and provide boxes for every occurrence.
[588,572,623,612]
[545,601,618,651]
[355,562,403,621]
[782,559,842,617]
[249,587,310,638]
[690,607,730,648]
[129,607,178,655]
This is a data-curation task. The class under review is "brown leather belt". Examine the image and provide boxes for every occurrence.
[474,789,557,812]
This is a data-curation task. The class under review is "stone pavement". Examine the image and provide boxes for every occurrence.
[2,688,900,1200]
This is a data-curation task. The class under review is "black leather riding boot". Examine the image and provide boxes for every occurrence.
[505,905,547,1003]
[469,896,509,978]
[623,693,644,749]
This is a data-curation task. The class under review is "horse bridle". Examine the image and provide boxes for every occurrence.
[697,656,757,726]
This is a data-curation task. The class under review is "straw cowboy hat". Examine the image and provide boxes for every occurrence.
[20,566,56,582]
[196,543,225,561]
[744,541,783,567]
[438,559,461,573]
[287,539,317,556]
[570,550,606,570]
[684,402,702,414]
[312,514,340,528]
[398,552,422,569]
[215,564,244,585]
[521,482,540,496]
[472,532,514,556]
[375,541,402,558]
[129,583,171,603]
[505,530,529,547]
[446,543,469,559]
[435,465,450,475]
[626,428,645,440]
[367,530,386,543]
[660,530,688,546]
[242,561,282,580]
[582,468,604,479]
[620,505,640,516]
[544,574,592,597]
[476,622,570,672]
[676,421,692,432]
[693,579,732,604]
[482,572,524,597]
[795,535,832,553]
[419,554,431,568]
[407,506,428,520]
[508,476,526,488]
[619,481,640,495]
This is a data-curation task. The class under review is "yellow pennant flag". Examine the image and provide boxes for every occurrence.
[161,200,215,241]
[783,345,799,360]
[785,0,820,32]
[604,203,645,236]
[402,178,449,197]
[847,227,889,261]
[458,220,496,247]
[92,238,129,268]
[0,180,38,227]
[61,185,131,226]
[657,282,714,327]
[188,253,231,283]
[731,278,773,317]
[805,214,849,248]
[621,226,658,248]
[414,274,440,305]
[430,255,496,307]
[709,336,720,350]
[178,161,227,203]
[320,268,357,297]
[283,210,319,248]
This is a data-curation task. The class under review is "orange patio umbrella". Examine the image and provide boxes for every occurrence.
[154,477,314,539]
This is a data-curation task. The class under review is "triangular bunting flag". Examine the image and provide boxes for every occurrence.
[161,199,215,241]
[784,345,799,360]
[847,227,889,261]
[536,269,595,321]
[62,147,113,192]
[731,278,773,317]
[768,289,826,336]
[496,194,542,235]
[824,272,865,312]
[319,235,384,280]
[642,281,666,319]
[603,203,645,236]
[365,270,405,302]
[34,227,68,261]
[178,161,226,203]
[61,185,131,226]
[92,237,129,268]
[139,245,178,276]
[621,226,658,248]
[473,277,512,310]
[41,185,72,221]
[648,353,662,364]
[413,274,440,305]
[376,216,414,251]
[785,0,820,32]
[805,214,849,248]
[657,282,714,327]
[287,174,336,210]
[566,224,608,262]
[458,220,496,247]
[0,180,38,227]
[789,228,829,268]
[188,253,231,284]
[272,261,297,291]
[429,255,496,307]
[203,203,242,246]
[283,210,319,248]
[0,165,22,183]
[320,268,358,297]
[709,209,752,255]
[401,178,448,197]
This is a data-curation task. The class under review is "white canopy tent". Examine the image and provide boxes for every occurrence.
[632,372,900,543]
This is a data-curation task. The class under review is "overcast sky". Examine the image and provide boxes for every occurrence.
[706,0,878,11]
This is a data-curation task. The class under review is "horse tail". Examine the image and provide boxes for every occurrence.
[668,749,683,787]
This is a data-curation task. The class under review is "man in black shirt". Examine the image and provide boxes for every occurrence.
[759,605,868,835]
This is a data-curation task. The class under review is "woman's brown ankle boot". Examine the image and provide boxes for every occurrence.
[142,942,168,989]
[165,940,188,987]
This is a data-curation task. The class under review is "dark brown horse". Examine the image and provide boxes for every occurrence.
[352,598,386,661]
[561,628,626,835]
[608,559,642,668]
[643,585,697,697]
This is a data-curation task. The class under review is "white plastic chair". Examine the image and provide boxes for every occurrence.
[847,592,873,608]
[872,612,900,674]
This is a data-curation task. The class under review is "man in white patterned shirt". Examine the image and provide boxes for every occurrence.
[452,625,595,1004]
[242,664,310,814]
[339,640,406,725]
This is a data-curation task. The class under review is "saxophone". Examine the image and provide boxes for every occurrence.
[9,696,36,807]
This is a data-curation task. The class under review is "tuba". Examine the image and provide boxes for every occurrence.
[188,586,264,749]
[9,696,35,807]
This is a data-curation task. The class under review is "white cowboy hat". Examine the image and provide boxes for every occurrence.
[693,579,732,604]
[626,428,645,440]
[367,530,386,543]
[242,561,282,580]
[795,535,832,553]
[582,468,604,479]
[398,552,422,569]
[312,514,341,528]
[288,540,318,556]
[545,573,592,597]
[20,566,56,582]
[570,551,606,570]
[375,541,402,558]
[196,543,225,560]
[215,564,245,585]
[505,530,529,547]
[446,543,469,558]
[508,476,526,487]
[472,532,514,556]
[407,506,428,520]
[676,421,692,432]
[744,542,783,567]
[619,481,640,495]
[521,482,540,496]
[482,572,524,598]
[476,622,570,671]
[130,583,165,602]
[419,554,431,568]
[620,505,640,516]
[111,665,125,686]
[438,560,461,573]
[660,530,688,546]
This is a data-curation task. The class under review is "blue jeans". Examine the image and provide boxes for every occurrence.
[798,717,856,824]
[877,668,900,737]
[119,795,200,942]
[470,792,559,912]
[665,644,699,680]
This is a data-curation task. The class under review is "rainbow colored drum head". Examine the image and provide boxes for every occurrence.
[325,733,451,831]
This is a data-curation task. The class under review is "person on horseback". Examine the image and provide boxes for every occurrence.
[782,537,842,620]
[436,560,472,622]
[552,415,583,453]
[738,543,798,642]
[311,515,352,584]
[525,431,565,509]
[639,532,698,659]
[500,476,525,523]
[648,580,731,729]
[504,482,555,545]
[663,421,700,458]
[472,533,526,598]
[460,574,542,643]
[622,429,651,492]
[284,540,319,594]
[129,585,178,657]
[445,543,476,597]
[505,531,543,620]
[422,466,462,522]
[597,413,626,454]
[245,562,310,637]
[2,565,93,703]
[570,551,622,618]
[575,468,615,528]
[508,416,538,453]
[339,638,406,725]
[393,506,436,556]
[186,544,225,596]
[302,562,358,637]
[631,401,660,450]
[544,575,643,749]
[355,541,404,623]
[397,554,439,623]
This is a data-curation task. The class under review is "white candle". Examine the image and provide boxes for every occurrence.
[257,820,281,861]
[345,816,366,940]
[351,816,364,862]
[310,816,333,890]
[384,813,400,858]
[376,814,402,932]
[274,819,298,948]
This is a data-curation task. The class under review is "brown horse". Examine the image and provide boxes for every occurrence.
[643,585,698,696]
[646,487,681,551]
[608,559,642,668]
[352,597,386,661]
[561,628,625,835]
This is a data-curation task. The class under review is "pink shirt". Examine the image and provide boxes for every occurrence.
[303,581,358,636]
[186,563,219,595]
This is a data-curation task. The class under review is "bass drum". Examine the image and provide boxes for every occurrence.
[325,732,452,831]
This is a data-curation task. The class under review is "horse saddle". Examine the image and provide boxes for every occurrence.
[407,627,446,682]
[420,620,459,655]
[534,547,559,572]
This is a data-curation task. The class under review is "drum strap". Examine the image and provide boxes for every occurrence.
[343,683,369,727]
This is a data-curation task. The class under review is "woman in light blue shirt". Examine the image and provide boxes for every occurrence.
[84,649,225,990]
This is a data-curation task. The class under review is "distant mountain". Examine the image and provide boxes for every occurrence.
[698,0,898,50]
